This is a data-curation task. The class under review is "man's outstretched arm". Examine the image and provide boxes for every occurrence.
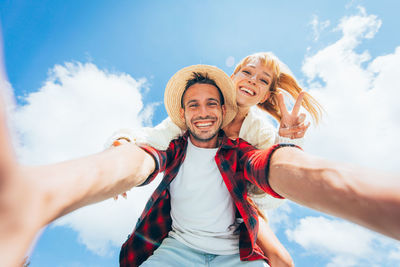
[268,146,400,241]
[30,143,155,224]
[1,135,155,267]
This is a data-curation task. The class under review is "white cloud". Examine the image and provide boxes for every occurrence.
[310,14,330,41]
[13,62,152,164]
[302,7,400,172]
[336,6,381,41]
[389,245,400,260]
[12,62,159,255]
[286,217,374,257]
[286,216,400,267]
[266,201,292,232]
[326,255,357,267]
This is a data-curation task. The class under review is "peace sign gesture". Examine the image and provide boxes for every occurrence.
[277,91,310,139]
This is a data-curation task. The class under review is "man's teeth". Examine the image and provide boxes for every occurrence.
[240,87,255,96]
[196,122,212,127]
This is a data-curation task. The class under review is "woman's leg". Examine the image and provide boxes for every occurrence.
[256,217,294,267]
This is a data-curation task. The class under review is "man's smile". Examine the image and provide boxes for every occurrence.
[193,120,215,130]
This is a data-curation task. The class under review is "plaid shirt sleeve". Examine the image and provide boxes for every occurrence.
[242,143,300,198]
[136,144,169,186]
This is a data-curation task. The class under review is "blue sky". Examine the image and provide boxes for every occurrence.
[1,1,400,266]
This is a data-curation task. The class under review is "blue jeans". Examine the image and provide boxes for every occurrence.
[140,236,270,267]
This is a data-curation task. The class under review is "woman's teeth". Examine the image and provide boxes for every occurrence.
[240,87,255,96]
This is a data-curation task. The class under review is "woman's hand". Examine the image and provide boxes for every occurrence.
[277,91,310,139]
[111,139,130,200]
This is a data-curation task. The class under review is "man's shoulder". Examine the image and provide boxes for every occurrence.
[137,135,186,158]
[222,136,258,153]
[236,137,258,152]
[236,137,253,146]
[166,132,188,151]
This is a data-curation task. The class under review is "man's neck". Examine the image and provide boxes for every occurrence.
[189,135,219,149]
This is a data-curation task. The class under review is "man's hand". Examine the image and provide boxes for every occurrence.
[277,91,310,139]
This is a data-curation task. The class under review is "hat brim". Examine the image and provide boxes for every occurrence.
[164,65,237,130]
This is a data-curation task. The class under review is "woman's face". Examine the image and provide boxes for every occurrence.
[231,59,274,109]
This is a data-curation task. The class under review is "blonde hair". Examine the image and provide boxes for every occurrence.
[233,52,323,124]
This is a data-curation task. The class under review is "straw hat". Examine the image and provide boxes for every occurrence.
[164,65,237,130]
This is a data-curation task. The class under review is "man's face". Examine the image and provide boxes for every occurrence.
[180,83,225,148]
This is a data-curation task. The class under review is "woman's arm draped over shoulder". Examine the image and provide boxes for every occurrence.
[106,117,183,150]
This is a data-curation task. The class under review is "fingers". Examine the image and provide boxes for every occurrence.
[279,122,310,139]
[297,113,306,124]
[111,139,129,149]
[292,123,310,139]
[278,91,306,119]
[111,140,129,201]
[277,93,289,117]
[113,192,128,201]
[112,140,122,147]
[292,91,305,116]
[280,121,309,132]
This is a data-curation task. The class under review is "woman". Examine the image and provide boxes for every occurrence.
[110,52,322,266]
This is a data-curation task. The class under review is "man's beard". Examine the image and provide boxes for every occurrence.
[185,115,222,143]
[187,128,220,143]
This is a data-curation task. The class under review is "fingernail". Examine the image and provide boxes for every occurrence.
[113,140,121,147]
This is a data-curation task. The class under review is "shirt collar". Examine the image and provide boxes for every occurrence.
[181,130,238,150]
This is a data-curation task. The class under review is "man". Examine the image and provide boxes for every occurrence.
[0,64,399,267]
[119,65,289,266]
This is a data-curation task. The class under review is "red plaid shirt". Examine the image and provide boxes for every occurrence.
[119,131,296,266]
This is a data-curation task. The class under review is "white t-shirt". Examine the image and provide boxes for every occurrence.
[168,137,240,255]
